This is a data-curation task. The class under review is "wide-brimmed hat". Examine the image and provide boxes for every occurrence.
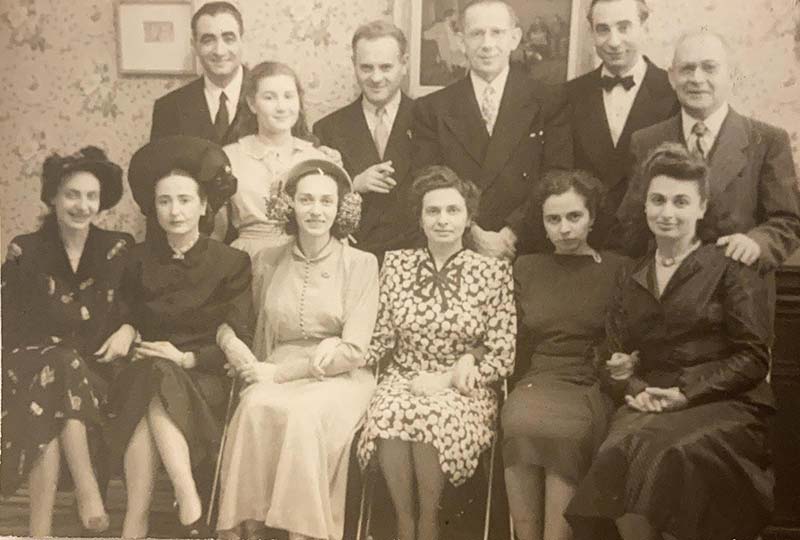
[127,135,237,216]
[41,146,123,211]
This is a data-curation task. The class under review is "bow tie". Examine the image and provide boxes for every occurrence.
[600,74,635,91]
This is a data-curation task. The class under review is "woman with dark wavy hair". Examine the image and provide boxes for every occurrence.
[216,61,342,257]
[1,146,131,536]
[357,165,516,540]
[99,136,254,538]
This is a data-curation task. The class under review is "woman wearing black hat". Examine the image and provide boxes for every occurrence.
[215,158,378,540]
[0,146,132,536]
[98,135,254,538]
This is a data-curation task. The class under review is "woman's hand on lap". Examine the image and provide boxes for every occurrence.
[410,372,451,396]
[95,324,137,362]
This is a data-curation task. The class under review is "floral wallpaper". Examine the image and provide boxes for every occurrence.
[0,0,799,252]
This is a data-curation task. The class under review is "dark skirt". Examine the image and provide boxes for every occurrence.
[1,344,106,496]
[105,358,227,473]
[565,399,774,540]
[501,355,613,483]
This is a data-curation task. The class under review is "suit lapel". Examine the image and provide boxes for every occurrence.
[482,69,540,183]
[225,68,253,144]
[574,68,616,168]
[618,62,658,147]
[182,78,216,141]
[707,109,748,197]
[442,76,489,166]
[384,94,413,179]
[341,98,382,171]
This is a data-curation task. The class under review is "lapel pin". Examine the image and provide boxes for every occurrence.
[406,129,413,139]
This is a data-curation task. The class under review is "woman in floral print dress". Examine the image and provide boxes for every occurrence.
[357,166,516,540]
[0,147,132,536]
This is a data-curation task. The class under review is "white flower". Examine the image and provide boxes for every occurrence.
[30,401,43,416]
[39,365,55,387]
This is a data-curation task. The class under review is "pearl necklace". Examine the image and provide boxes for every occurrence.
[655,240,700,268]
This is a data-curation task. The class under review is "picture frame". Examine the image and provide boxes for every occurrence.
[116,0,195,76]
[394,0,592,98]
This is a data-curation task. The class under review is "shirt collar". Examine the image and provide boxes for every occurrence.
[291,236,339,263]
[470,65,510,102]
[681,102,730,143]
[601,55,647,87]
[361,90,402,122]
[240,134,315,161]
[203,65,244,104]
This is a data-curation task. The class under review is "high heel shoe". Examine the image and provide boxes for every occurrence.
[181,516,214,538]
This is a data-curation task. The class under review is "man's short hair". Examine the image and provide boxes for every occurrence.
[586,0,650,25]
[191,1,244,37]
[671,29,734,68]
[460,0,520,29]
[351,20,408,57]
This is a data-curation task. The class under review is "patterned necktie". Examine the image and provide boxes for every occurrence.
[373,107,389,159]
[215,91,230,142]
[480,84,499,135]
[691,121,709,159]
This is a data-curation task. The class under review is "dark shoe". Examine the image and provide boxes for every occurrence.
[181,517,214,539]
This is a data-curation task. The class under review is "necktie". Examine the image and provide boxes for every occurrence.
[599,75,635,92]
[691,121,709,159]
[480,84,498,135]
[373,107,389,159]
[214,91,229,142]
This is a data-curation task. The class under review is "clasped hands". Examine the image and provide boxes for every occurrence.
[606,350,688,413]
[409,353,479,397]
[95,324,196,368]
[225,336,341,385]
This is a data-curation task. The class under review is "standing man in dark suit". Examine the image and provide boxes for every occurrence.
[314,21,415,262]
[565,0,678,248]
[618,30,800,271]
[150,1,256,146]
[413,0,572,258]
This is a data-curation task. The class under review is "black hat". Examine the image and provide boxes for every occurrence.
[41,146,123,211]
[127,135,237,216]
[284,158,353,193]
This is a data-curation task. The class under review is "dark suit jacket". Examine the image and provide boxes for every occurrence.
[313,94,416,259]
[412,67,572,252]
[150,74,257,145]
[567,59,678,248]
[603,244,774,410]
[618,108,800,271]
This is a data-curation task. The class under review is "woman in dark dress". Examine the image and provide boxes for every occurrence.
[501,170,627,540]
[566,143,775,540]
[99,136,253,538]
[1,147,132,535]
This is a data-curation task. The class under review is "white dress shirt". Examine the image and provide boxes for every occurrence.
[681,102,730,156]
[471,66,510,117]
[203,66,244,124]
[362,90,402,136]
[602,56,647,147]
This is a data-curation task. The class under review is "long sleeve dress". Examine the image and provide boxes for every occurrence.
[105,234,253,472]
[565,244,775,540]
[216,239,379,540]
[357,248,516,486]
[501,251,627,484]
[224,135,340,258]
[1,218,132,495]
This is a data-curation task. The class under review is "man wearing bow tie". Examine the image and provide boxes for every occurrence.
[412,0,572,258]
[618,30,800,271]
[313,21,416,262]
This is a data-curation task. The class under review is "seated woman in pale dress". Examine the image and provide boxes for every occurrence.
[216,61,341,257]
[216,158,378,540]
[357,165,516,540]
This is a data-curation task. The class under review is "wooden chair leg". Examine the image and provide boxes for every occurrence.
[356,465,374,540]
[484,436,497,540]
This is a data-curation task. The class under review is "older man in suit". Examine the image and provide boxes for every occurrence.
[314,21,415,262]
[150,1,256,146]
[618,30,800,271]
[412,0,572,258]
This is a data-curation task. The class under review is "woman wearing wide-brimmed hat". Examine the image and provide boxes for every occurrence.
[99,135,254,538]
[1,146,132,536]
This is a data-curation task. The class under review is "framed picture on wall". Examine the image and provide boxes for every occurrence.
[116,0,195,75]
[394,0,588,97]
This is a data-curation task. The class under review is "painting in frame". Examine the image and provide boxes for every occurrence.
[394,0,589,98]
[116,0,195,76]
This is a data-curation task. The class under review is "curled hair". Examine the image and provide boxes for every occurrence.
[640,142,709,202]
[534,169,606,220]
[243,61,314,142]
[352,20,408,57]
[409,165,480,229]
[282,170,360,240]
[191,1,243,36]
[587,0,650,25]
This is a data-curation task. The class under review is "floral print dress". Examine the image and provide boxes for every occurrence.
[357,248,516,485]
[0,219,132,495]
